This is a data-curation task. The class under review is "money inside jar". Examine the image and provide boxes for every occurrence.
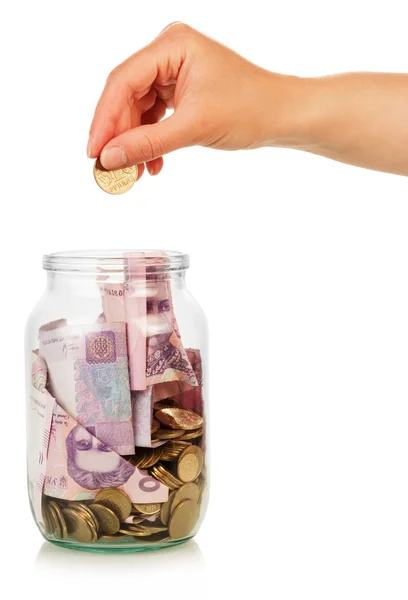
[28,251,207,549]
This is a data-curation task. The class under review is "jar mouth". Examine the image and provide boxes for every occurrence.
[43,250,189,273]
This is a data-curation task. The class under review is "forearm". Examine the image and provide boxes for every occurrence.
[269,72,408,176]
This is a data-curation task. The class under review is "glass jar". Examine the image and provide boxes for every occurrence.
[25,250,208,552]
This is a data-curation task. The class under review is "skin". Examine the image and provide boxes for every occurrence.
[88,22,408,178]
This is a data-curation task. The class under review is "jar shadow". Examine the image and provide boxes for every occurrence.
[35,537,207,579]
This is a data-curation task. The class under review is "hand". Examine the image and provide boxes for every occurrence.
[87,22,291,177]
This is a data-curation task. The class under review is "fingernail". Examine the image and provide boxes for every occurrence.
[87,137,92,158]
[100,146,128,170]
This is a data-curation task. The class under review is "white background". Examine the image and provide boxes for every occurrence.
[1,0,408,597]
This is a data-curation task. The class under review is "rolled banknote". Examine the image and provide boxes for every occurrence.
[132,387,154,448]
[150,350,203,415]
[27,386,56,526]
[44,401,168,503]
[132,368,202,448]
[99,252,197,390]
[32,350,48,391]
[178,348,204,415]
[97,278,126,322]
[39,321,134,455]
[144,276,197,388]
[124,252,147,390]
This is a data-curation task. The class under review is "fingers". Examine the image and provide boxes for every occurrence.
[99,114,191,170]
[88,26,188,159]
[141,98,167,176]
[141,97,167,126]
[146,157,164,176]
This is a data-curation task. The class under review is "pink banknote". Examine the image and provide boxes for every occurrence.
[99,252,197,391]
[144,276,197,388]
[132,385,175,448]
[39,322,134,455]
[32,349,47,392]
[150,350,203,415]
[44,402,168,503]
[27,386,55,527]
[124,253,147,390]
[132,387,154,447]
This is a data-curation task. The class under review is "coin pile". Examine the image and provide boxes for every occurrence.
[42,407,206,546]
[152,406,204,443]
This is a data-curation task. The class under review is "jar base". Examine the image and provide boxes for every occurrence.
[48,536,193,553]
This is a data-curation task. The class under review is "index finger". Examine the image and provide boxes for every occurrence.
[87,30,187,158]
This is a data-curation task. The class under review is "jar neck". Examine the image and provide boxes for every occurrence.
[45,270,187,294]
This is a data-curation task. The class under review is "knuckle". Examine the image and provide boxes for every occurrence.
[165,21,192,37]
[106,67,121,85]
[138,134,165,162]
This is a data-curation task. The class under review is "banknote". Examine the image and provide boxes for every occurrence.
[100,252,197,391]
[132,365,202,448]
[131,385,173,448]
[144,276,197,387]
[132,387,154,447]
[27,386,55,526]
[97,278,126,322]
[150,349,203,415]
[44,401,168,503]
[178,348,203,415]
[32,350,48,391]
[124,253,148,390]
[39,321,134,455]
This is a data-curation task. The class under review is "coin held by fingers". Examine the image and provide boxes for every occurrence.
[93,158,139,195]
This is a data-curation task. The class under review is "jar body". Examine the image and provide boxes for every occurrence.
[25,251,208,552]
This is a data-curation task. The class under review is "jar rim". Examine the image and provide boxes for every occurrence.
[43,250,190,273]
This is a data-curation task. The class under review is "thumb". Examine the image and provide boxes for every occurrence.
[99,115,192,170]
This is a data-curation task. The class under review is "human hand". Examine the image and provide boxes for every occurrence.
[88,22,292,177]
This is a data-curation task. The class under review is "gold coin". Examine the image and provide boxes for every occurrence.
[143,533,172,543]
[134,448,148,468]
[167,440,191,448]
[178,428,203,441]
[141,447,163,469]
[161,452,180,461]
[153,399,180,411]
[49,500,68,540]
[119,528,142,536]
[155,408,204,431]
[42,503,52,535]
[155,428,186,440]
[89,503,120,535]
[177,446,204,482]
[93,159,138,195]
[160,491,176,526]
[95,488,132,521]
[127,525,168,537]
[132,503,161,515]
[170,482,201,511]
[62,507,96,543]
[47,503,62,539]
[150,465,178,490]
[151,418,160,434]
[168,500,200,539]
[67,502,99,533]
[99,534,127,541]
[63,505,97,542]
[154,464,183,488]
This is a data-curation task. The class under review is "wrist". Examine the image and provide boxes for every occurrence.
[261,72,324,150]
